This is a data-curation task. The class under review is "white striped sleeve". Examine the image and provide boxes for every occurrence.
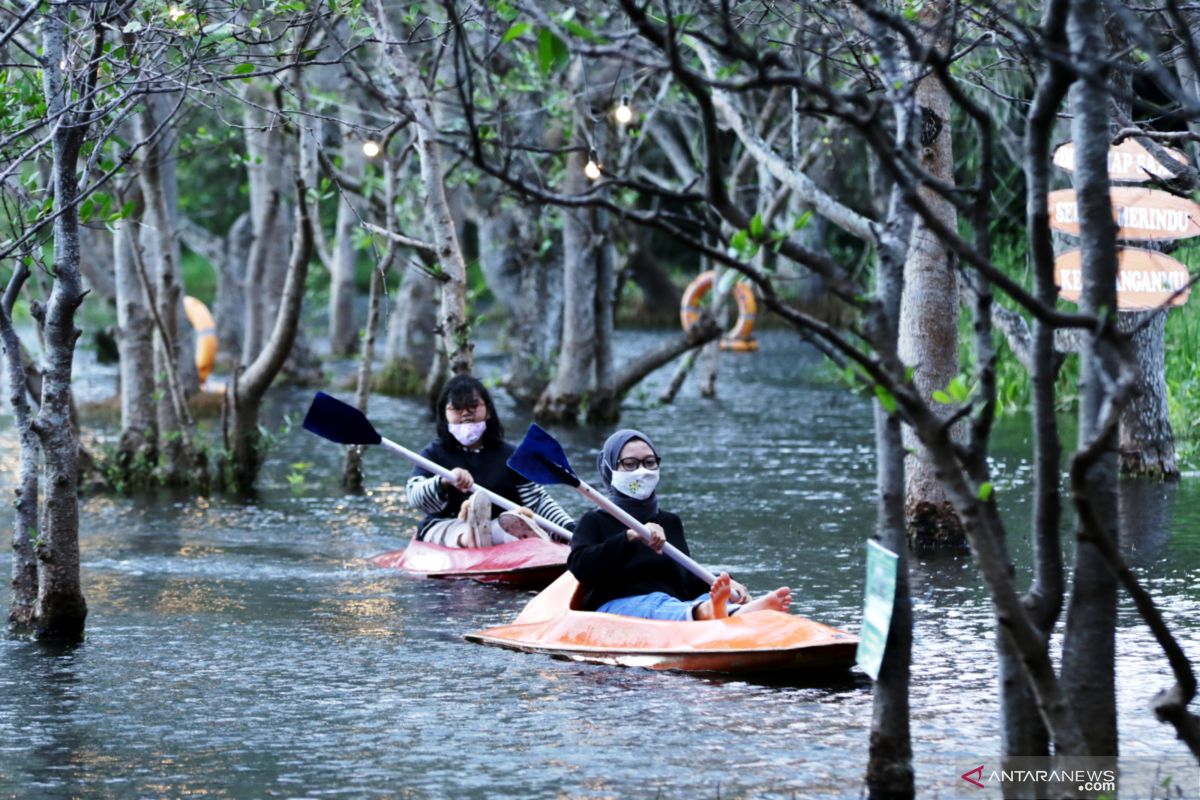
[406,474,447,513]
[516,482,575,531]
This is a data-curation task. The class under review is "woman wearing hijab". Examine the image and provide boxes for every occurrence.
[568,429,792,620]
[405,375,575,548]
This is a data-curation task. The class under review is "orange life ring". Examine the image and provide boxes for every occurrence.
[183,296,218,384]
[679,270,758,352]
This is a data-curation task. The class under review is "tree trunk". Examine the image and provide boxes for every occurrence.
[1117,311,1177,477]
[898,21,964,550]
[366,1,473,377]
[77,224,116,305]
[866,190,916,800]
[32,8,88,641]
[113,215,158,478]
[1,265,39,634]
[137,98,202,486]
[1005,0,1071,759]
[536,145,598,424]
[330,120,364,357]
[228,181,314,491]
[477,205,562,405]
[1060,0,1121,756]
[343,263,386,490]
[587,208,617,424]
[380,267,439,395]
[180,212,251,366]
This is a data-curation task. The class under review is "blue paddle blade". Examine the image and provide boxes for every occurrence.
[508,423,580,487]
[302,392,382,446]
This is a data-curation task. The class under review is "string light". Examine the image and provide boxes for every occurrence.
[362,140,381,158]
[613,95,633,125]
[584,149,601,180]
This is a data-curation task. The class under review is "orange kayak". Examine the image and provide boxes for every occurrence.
[370,536,569,588]
[466,572,859,675]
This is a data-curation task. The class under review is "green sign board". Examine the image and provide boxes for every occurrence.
[856,539,898,680]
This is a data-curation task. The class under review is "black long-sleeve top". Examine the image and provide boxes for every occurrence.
[567,508,710,611]
[406,440,575,537]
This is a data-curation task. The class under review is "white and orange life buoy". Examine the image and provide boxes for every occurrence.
[183,296,218,385]
[679,270,758,352]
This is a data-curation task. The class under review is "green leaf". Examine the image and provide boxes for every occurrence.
[561,19,602,42]
[875,385,896,413]
[536,28,569,75]
[749,213,764,239]
[977,482,993,501]
[947,375,970,403]
[793,210,813,230]
[231,63,255,76]
[501,21,529,44]
[931,390,953,405]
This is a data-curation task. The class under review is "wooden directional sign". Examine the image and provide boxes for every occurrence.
[1048,187,1200,241]
[1055,247,1193,310]
[1054,139,1189,183]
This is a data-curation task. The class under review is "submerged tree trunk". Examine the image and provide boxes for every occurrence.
[536,146,598,424]
[1060,0,1121,757]
[866,189,916,800]
[32,8,88,640]
[381,267,439,394]
[898,20,964,550]
[137,98,202,486]
[477,204,562,406]
[330,119,365,357]
[228,182,314,491]
[1004,0,1070,759]
[343,262,386,490]
[113,215,157,478]
[1117,308,1177,479]
[1,265,39,634]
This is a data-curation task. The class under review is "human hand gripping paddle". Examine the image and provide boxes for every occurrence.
[506,423,718,586]
[301,392,573,542]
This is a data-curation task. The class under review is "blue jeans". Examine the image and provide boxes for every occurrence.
[596,591,711,621]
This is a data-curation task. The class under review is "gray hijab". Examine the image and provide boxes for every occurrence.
[597,428,659,522]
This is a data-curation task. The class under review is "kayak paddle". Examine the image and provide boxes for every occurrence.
[301,392,573,541]
[507,423,717,585]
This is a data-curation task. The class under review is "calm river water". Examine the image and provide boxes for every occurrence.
[0,331,1197,798]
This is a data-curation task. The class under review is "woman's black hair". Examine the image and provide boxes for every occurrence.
[435,374,505,449]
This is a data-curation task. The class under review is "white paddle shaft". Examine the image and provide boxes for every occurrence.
[572,480,717,585]
[380,438,573,541]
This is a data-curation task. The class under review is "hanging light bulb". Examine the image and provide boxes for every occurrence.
[362,140,381,158]
[613,95,633,125]
[584,149,602,180]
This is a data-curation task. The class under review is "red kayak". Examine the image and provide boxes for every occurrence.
[370,536,569,588]
[466,572,859,675]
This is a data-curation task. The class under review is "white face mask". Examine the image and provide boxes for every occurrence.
[610,467,659,500]
[449,421,487,447]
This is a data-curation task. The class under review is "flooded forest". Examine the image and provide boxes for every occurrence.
[2,1,1200,798]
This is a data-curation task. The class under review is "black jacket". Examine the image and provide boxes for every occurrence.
[567,508,709,611]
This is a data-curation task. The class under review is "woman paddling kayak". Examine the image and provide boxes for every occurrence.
[406,375,576,548]
[567,429,791,620]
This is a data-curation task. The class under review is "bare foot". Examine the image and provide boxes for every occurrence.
[693,572,732,620]
[733,587,792,615]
